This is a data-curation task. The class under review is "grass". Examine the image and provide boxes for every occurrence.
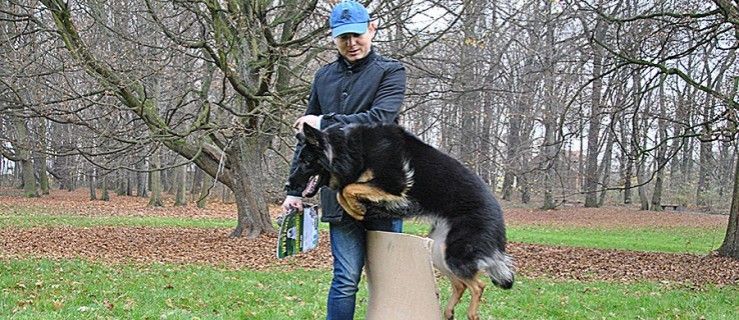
[0,214,235,229]
[0,206,234,229]
[505,225,726,254]
[488,279,738,319]
[1,258,736,319]
[399,222,724,255]
[1,205,737,319]
[0,258,329,319]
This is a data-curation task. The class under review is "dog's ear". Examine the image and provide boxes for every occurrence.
[302,124,324,147]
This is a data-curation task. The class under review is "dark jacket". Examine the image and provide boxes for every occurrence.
[287,50,406,222]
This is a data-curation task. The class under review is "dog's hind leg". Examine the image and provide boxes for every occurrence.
[463,277,486,320]
[444,277,466,320]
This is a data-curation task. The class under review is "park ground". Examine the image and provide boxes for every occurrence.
[1,189,737,284]
[1,188,738,318]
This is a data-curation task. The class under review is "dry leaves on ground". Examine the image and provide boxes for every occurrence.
[0,189,737,286]
[2,227,737,285]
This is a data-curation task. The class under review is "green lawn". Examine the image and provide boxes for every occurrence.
[1,206,736,319]
[1,258,736,319]
[506,225,725,254]
[400,221,723,255]
[0,259,326,319]
[0,206,234,229]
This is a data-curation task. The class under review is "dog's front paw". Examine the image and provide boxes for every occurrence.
[346,202,366,220]
[337,192,366,220]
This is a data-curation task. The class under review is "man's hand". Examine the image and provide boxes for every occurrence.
[281,196,303,215]
[292,115,321,132]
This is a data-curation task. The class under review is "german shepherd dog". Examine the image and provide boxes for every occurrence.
[287,123,513,320]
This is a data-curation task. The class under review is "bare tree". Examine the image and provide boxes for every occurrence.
[174,159,187,207]
[0,0,463,239]
[6,115,38,198]
[582,1,610,208]
[3,0,737,257]
[587,0,739,258]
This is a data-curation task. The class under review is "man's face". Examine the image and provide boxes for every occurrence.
[333,23,375,63]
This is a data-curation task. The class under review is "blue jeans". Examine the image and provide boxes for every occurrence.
[326,218,403,320]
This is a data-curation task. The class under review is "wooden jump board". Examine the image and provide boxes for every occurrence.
[365,231,442,320]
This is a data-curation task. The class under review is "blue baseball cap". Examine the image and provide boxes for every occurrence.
[329,1,370,38]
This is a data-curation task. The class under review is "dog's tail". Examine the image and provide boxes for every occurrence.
[482,250,515,289]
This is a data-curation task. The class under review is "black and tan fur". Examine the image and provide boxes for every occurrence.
[287,123,514,320]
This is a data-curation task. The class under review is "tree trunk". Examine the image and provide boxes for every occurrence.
[148,148,164,207]
[190,166,204,200]
[622,159,633,204]
[696,138,713,208]
[88,168,97,200]
[598,131,614,206]
[717,150,739,259]
[227,137,274,238]
[579,118,585,193]
[501,171,515,201]
[13,118,38,198]
[541,120,557,210]
[20,157,37,198]
[14,162,21,189]
[136,160,148,198]
[541,1,558,211]
[635,93,650,211]
[636,161,649,210]
[126,170,133,196]
[696,93,715,209]
[584,20,606,208]
[174,162,187,206]
[163,166,174,195]
[502,114,522,201]
[197,171,213,209]
[101,174,110,201]
[115,170,126,196]
[519,173,530,204]
[717,141,732,198]
[37,119,50,195]
[650,167,664,211]
[455,2,483,174]
[54,144,75,192]
[651,77,668,211]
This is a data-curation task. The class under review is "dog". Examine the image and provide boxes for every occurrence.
[287,123,514,320]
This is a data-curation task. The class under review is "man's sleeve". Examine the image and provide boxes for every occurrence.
[305,79,322,117]
[285,75,322,196]
[284,141,305,197]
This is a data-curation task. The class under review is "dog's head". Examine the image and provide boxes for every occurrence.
[286,124,332,198]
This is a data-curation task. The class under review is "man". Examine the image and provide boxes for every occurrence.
[281,1,407,319]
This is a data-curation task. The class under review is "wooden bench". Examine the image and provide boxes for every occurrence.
[660,204,682,211]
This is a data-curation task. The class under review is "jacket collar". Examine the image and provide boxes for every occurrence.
[337,49,376,72]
